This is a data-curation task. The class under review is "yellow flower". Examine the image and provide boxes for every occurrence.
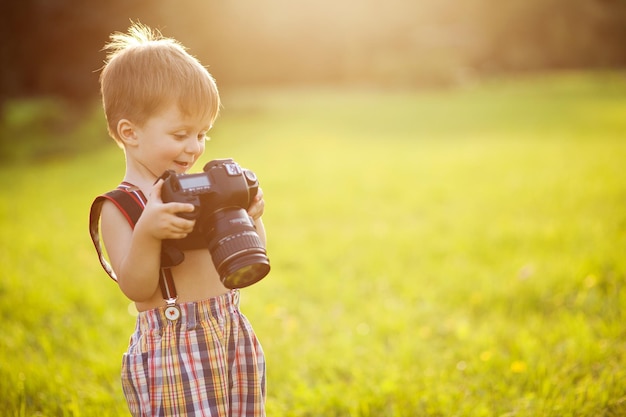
[510,360,527,373]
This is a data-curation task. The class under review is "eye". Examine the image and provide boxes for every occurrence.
[173,133,187,141]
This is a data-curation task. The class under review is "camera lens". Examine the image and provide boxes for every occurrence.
[205,208,270,288]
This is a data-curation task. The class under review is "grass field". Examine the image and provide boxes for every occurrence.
[1,72,625,416]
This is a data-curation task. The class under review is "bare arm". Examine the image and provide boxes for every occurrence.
[101,180,196,302]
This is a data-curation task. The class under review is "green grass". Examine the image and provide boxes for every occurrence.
[1,71,625,416]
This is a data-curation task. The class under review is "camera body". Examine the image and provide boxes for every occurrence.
[160,158,270,288]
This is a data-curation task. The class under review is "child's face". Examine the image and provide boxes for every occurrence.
[130,103,211,178]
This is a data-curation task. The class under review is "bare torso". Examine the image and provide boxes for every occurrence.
[134,248,229,312]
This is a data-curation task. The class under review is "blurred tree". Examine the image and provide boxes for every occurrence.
[470,0,626,74]
[0,0,624,104]
[0,0,158,104]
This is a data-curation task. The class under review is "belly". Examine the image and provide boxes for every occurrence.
[135,249,228,312]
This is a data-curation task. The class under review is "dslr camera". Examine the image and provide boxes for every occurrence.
[160,158,270,289]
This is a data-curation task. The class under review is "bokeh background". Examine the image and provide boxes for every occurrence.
[1,1,626,416]
[2,0,626,101]
[2,0,625,161]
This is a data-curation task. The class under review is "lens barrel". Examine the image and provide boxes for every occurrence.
[205,208,270,288]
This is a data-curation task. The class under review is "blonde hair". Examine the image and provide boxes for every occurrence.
[99,23,220,146]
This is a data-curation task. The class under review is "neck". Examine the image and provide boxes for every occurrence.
[123,156,160,195]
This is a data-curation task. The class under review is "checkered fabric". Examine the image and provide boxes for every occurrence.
[121,290,266,416]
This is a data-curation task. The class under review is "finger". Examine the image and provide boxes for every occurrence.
[165,202,196,214]
[249,191,264,210]
[255,187,264,201]
[248,199,265,220]
[169,232,189,240]
[180,203,196,213]
[174,218,195,233]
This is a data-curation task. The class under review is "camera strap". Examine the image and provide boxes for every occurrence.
[89,183,180,319]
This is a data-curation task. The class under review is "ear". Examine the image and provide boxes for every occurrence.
[117,119,138,147]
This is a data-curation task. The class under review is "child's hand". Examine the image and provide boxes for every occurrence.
[139,179,196,240]
[247,187,265,220]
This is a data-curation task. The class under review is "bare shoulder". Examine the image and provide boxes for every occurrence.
[100,199,133,232]
[100,199,133,264]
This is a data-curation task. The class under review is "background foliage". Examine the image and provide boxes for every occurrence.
[1,0,625,163]
[0,1,625,415]
[1,0,626,103]
[0,72,625,416]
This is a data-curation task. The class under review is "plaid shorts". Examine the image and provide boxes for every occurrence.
[121,290,266,417]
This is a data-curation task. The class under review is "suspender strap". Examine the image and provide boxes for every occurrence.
[89,185,178,303]
[159,269,177,301]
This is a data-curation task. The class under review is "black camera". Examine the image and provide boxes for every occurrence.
[160,158,270,289]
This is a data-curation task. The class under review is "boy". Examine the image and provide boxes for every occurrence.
[93,23,266,416]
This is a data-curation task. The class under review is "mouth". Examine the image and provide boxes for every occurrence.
[173,160,191,171]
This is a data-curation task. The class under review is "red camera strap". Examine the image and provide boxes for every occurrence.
[89,183,179,313]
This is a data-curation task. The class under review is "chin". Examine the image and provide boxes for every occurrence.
[172,164,190,173]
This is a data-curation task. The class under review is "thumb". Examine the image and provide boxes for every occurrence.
[150,179,164,203]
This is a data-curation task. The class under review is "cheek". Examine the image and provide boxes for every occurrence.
[163,142,184,158]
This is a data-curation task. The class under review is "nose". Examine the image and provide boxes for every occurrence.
[185,137,203,155]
